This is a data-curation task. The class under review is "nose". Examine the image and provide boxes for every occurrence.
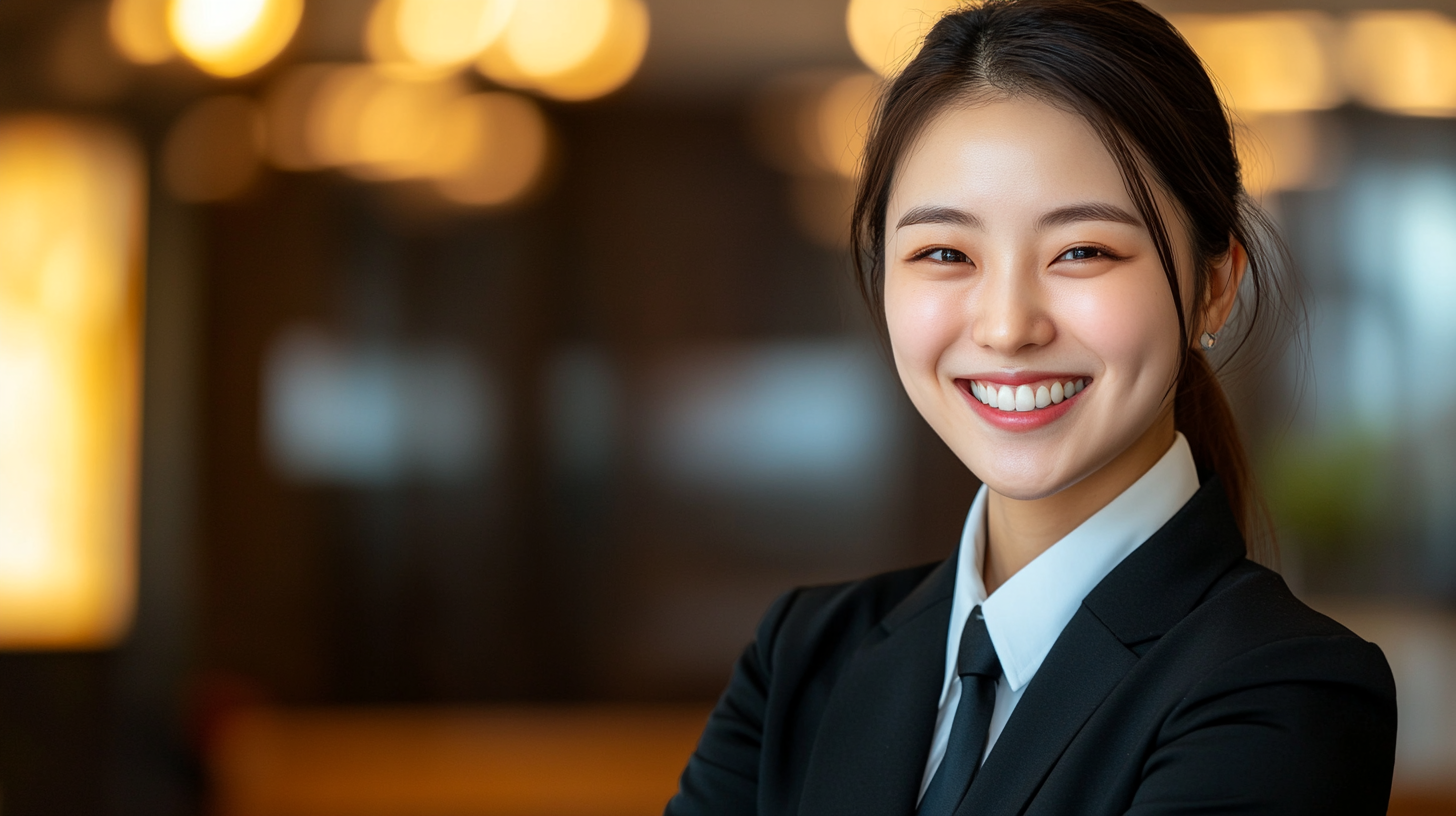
[970,261,1054,356]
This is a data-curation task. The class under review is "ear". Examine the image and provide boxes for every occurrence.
[1197,236,1247,343]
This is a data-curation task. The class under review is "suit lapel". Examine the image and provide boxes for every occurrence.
[959,477,1248,816]
[958,610,1136,816]
[798,557,957,816]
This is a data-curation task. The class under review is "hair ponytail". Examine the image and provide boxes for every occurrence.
[1176,351,1277,567]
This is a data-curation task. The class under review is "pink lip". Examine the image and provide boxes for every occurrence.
[955,377,1086,431]
[961,371,1085,386]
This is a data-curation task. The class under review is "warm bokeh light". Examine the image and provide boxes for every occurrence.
[502,0,612,79]
[305,66,467,181]
[531,0,649,101]
[397,0,516,69]
[109,0,175,65]
[813,71,879,178]
[162,95,266,202]
[1173,13,1342,113]
[1236,113,1325,198]
[749,70,880,179]
[168,0,303,78]
[1343,11,1456,118]
[846,0,959,77]
[431,92,550,206]
[261,63,335,171]
[0,115,144,649]
[475,0,649,101]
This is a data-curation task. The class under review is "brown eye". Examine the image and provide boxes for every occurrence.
[927,248,969,263]
[1058,246,1104,261]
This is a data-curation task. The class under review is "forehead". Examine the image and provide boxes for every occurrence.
[887,96,1133,223]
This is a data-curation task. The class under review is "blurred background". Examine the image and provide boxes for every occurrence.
[0,0,1454,813]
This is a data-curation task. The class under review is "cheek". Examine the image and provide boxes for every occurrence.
[1057,270,1182,385]
[885,271,965,374]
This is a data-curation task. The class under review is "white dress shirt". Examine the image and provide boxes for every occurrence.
[917,432,1201,800]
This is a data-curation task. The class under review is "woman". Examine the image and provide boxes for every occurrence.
[665,1,1397,814]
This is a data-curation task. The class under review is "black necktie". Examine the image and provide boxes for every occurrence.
[917,605,1002,816]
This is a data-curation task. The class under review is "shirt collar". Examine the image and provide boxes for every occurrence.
[945,432,1201,693]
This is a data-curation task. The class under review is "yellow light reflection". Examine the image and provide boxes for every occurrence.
[502,0,612,79]
[168,0,303,78]
[109,0,175,65]
[1173,13,1341,113]
[476,0,649,101]
[0,116,144,649]
[1344,11,1456,118]
[162,95,266,202]
[846,0,959,77]
[430,92,550,206]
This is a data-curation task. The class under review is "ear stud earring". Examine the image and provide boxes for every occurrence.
[1199,331,1218,350]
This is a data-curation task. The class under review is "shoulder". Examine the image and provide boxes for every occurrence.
[1152,559,1396,726]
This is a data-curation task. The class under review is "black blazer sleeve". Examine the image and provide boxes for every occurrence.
[1125,635,1396,816]
[667,589,799,816]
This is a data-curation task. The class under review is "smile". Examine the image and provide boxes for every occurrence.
[968,377,1087,412]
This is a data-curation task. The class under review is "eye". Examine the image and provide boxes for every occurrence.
[920,247,969,264]
[1056,246,1111,262]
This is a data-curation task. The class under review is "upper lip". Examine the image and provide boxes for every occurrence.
[956,371,1088,386]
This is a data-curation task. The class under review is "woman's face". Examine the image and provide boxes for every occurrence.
[884,96,1186,501]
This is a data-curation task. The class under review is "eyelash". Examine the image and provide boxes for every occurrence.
[910,245,1126,264]
[1057,245,1124,262]
[914,247,969,264]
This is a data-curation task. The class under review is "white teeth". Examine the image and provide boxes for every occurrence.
[997,385,1015,411]
[976,378,1089,412]
[1015,385,1034,411]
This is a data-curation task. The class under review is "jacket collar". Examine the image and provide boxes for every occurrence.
[960,476,1247,816]
[796,475,1246,816]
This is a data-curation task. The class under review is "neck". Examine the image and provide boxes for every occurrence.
[981,410,1177,595]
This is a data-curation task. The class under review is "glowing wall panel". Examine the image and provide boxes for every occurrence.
[0,115,145,649]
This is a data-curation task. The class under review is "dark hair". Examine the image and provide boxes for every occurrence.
[851,0,1289,565]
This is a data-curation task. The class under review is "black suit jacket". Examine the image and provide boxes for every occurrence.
[665,478,1398,815]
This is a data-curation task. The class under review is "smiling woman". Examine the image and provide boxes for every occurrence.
[665,2,1398,815]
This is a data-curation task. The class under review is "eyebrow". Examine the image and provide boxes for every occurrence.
[895,205,983,231]
[1036,202,1142,230]
[894,201,1142,232]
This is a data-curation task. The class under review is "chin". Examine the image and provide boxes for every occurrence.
[954,444,1078,502]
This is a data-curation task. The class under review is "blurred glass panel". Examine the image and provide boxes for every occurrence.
[1271,112,1456,594]
[262,326,496,485]
[546,345,620,482]
[647,341,902,499]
